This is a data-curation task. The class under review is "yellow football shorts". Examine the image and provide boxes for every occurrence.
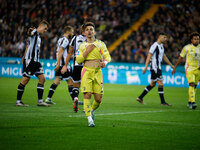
[81,66,103,94]
[186,68,200,84]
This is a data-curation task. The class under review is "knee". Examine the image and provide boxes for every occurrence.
[95,95,102,103]
[189,82,195,87]
[84,92,92,99]
[150,82,156,87]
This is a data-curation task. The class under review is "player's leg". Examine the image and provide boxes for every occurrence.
[72,66,83,105]
[194,69,200,106]
[68,81,74,102]
[92,93,102,121]
[45,77,61,104]
[81,67,94,126]
[67,78,78,111]
[64,66,74,102]
[157,80,171,106]
[137,81,156,104]
[16,59,32,106]
[186,70,196,109]
[83,92,94,126]
[137,69,156,104]
[35,62,49,107]
[16,76,30,106]
[36,74,49,106]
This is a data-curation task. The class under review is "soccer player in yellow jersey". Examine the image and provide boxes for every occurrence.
[172,32,200,109]
[76,22,111,127]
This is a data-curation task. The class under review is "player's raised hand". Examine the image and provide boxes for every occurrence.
[54,64,60,72]
[61,65,67,74]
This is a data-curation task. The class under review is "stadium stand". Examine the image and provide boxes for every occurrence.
[111,0,200,64]
[0,0,150,59]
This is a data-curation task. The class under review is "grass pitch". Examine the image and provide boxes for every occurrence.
[0,77,200,150]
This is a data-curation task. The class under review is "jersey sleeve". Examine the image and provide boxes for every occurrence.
[61,38,69,49]
[69,36,76,47]
[180,46,187,58]
[149,44,156,54]
[76,43,85,64]
[101,41,111,62]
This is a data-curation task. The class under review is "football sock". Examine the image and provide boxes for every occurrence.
[92,100,100,111]
[158,86,165,103]
[139,85,153,99]
[84,99,91,117]
[37,83,44,101]
[87,116,93,123]
[189,86,195,103]
[47,83,58,98]
[17,83,25,101]
[68,85,74,101]
[72,87,79,100]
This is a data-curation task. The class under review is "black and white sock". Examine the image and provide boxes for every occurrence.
[158,86,165,103]
[68,85,74,101]
[139,85,154,99]
[72,87,79,100]
[37,83,44,102]
[17,83,25,103]
[47,83,58,99]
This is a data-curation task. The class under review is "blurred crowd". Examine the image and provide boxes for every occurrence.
[0,0,148,59]
[111,0,200,64]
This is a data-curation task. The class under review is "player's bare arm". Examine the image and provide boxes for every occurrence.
[55,47,64,71]
[61,46,73,74]
[163,54,174,69]
[172,56,183,74]
[143,53,152,74]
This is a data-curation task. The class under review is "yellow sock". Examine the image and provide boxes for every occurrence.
[92,100,100,111]
[84,99,91,117]
[189,86,195,103]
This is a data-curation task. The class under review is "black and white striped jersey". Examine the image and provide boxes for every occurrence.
[56,36,70,66]
[149,42,165,72]
[70,34,86,66]
[25,29,41,63]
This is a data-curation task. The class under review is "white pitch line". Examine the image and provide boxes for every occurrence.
[97,117,200,127]
[68,109,200,118]
[68,110,165,118]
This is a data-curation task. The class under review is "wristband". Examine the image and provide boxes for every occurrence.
[104,61,108,65]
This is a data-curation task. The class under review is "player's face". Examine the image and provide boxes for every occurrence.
[39,24,48,34]
[191,36,199,46]
[85,26,95,38]
[68,29,74,39]
[160,35,167,43]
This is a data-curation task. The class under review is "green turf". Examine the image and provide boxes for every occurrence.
[0,77,200,150]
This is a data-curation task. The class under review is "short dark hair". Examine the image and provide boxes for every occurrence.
[189,32,200,40]
[39,20,49,28]
[84,22,95,30]
[63,26,73,33]
[159,32,166,36]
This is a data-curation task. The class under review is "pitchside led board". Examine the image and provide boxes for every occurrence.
[0,57,199,88]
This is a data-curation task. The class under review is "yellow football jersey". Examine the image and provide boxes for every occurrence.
[76,39,111,64]
[180,44,200,71]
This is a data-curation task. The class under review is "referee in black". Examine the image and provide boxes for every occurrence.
[137,32,174,106]
[16,20,50,107]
